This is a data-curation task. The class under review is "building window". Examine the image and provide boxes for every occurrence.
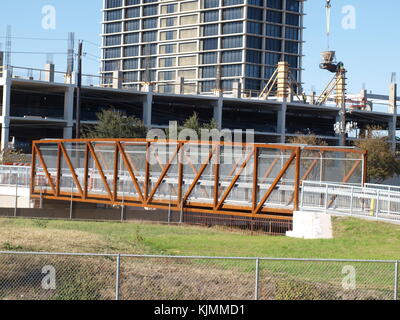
[104,47,121,59]
[265,52,280,65]
[222,64,241,77]
[245,64,261,78]
[143,31,157,42]
[160,30,177,40]
[222,7,243,20]
[142,44,157,55]
[285,41,299,54]
[245,79,261,90]
[161,3,178,14]
[159,44,177,54]
[180,14,198,25]
[159,57,176,67]
[247,7,263,21]
[266,38,281,51]
[179,42,197,53]
[124,45,139,57]
[246,50,261,64]
[178,69,197,79]
[179,55,197,66]
[222,22,243,34]
[202,38,218,50]
[105,0,122,9]
[285,27,299,40]
[143,4,158,16]
[286,0,300,12]
[247,36,262,49]
[103,60,119,71]
[286,13,300,26]
[124,33,139,44]
[266,24,281,37]
[247,22,262,35]
[180,28,198,39]
[104,22,121,34]
[221,50,242,63]
[105,34,121,46]
[159,70,176,81]
[267,0,282,9]
[126,0,140,4]
[201,52,217,64]
[201,66,216,78]
[200,80,216,92]
[123,71,139,82]
[181,1,198,12]
[125,20,140,31]
[203,24,218,36]
[285,55,298,68]
[264,66,275,78]
[123,58,139,70]
[126,7,140,19]
[141,57,156,68]
[142,18,158,29]
[266,10,282,23]
[203,0,219,9]
[105,9,122,21]
[202,10,219,22]
[161,17,177,27]
[221,36,243,49]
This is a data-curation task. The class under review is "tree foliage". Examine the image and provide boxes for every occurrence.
[354,126,400,183]
[81,109,148,139]
[287,133,328,146]
[0,148,30,165]
[166,112,218,139]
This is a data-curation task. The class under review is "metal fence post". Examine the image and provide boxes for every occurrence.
[349,186,354,216]
[395,261,399,301]
[69,180,73,220]
[376,190,380,219]
[115,254,121,300]
[325,184,329,213]
[255,258,260,300]
[14,173,18,217]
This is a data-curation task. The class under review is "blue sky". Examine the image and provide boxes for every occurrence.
[0,0,398,95]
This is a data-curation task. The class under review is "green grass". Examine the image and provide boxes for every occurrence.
[1,216,400,260]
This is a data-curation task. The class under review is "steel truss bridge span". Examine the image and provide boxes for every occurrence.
[30,139,367,221]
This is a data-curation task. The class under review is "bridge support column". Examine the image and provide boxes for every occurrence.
[143,84,154,128]
[1,68,11,150]
[286,211,333,239]
[389,82,397,152]
[213,92,223,130]
[63,86,74,139]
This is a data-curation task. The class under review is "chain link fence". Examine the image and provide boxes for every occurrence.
[0,252,398,300]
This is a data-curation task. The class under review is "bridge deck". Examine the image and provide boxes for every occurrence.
[29,139,366,221]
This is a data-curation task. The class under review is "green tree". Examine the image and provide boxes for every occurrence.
[81,109,148,139]
[166,112,218,139]
[354,126,400,183]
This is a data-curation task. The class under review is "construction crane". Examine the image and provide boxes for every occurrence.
[326,0,331,49]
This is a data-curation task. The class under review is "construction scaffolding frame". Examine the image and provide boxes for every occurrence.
[30,139,367,221]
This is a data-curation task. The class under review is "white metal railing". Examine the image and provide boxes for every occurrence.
[0,165,31,188]
[301,181,400,223]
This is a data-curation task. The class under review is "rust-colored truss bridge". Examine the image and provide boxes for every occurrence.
[30,139,367,222]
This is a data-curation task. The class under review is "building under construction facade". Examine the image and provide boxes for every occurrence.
[0,61,399,154]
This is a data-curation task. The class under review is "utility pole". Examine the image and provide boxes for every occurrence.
[75,41,83,139]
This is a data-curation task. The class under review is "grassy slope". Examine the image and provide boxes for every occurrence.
[0,217,400,260]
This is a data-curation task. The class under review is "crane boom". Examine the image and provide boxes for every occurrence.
[326,0,332,49]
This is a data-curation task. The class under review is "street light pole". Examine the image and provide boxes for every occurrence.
[75,41,83,139]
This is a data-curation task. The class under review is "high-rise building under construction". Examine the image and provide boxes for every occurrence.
[101,0,304,93]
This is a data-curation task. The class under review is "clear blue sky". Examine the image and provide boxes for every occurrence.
[0,0,398,95]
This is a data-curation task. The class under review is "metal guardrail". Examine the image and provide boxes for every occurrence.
[301,181,400,223]
[0,251,398,300]
[0,165,30,188]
